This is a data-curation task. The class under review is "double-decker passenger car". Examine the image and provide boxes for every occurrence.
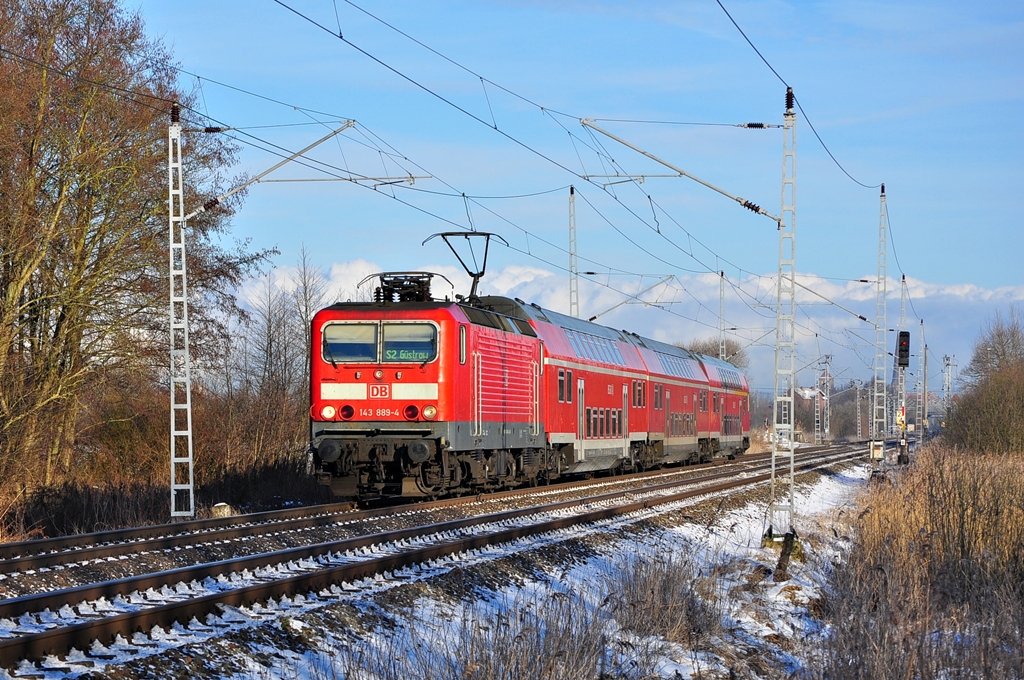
[310,272,749,498]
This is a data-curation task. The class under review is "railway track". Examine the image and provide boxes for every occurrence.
[0,444,862,674]
[0,447,824,574]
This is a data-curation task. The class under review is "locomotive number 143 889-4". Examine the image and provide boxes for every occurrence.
[360,408,403,418]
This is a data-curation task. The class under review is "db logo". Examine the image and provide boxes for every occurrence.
[369,384,391,399]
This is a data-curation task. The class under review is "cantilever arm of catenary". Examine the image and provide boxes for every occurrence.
[580,119,782,224]
[791,279,871,325]
[587,275,675,322]
[183,120,356,221]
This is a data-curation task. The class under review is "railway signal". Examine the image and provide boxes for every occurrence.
[897,330,911,367]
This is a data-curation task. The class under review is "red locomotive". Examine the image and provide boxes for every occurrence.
[310,234,750,498]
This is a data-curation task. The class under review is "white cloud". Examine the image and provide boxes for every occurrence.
[241,259,1023,391]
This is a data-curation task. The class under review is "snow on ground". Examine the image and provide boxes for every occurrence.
[225,461,871,680]
[1,462,870,679]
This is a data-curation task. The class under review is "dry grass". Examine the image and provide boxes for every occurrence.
[242,545,722,679]
[819,443,1024,679]
[0,455,332,541]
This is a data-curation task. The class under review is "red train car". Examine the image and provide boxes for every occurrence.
[310,273,749,498]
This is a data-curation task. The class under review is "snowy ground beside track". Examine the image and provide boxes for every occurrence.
[2,460,870,679]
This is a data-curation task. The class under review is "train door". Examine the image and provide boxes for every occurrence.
[622,384,630,460]
[577,378,586,462]
[665,390,671,438]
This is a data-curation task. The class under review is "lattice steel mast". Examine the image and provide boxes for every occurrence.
[719,271,727,360]
[569,186,579,318]
[168,105,194,517]
[855,379,863,440]
[817,355,832,444]
[921,321,929,444]
[769,87,797,539]
[870,185,888,466]
[896,275,909,461]
[168,114,355,517]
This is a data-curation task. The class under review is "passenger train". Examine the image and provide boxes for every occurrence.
[309,261,750,498]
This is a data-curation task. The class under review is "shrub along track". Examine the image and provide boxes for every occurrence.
[0,445,861,673]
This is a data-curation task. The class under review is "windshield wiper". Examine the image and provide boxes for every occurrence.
[420,336,436,369]
[323,337,338,369]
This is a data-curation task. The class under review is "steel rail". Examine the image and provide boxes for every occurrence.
[0,448,864,669]
[0,449,803,572]
[0,449,839,620]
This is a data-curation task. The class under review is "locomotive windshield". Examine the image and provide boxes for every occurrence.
[382,323,437,363]
[321,321,437,364]
[323,323,377,363]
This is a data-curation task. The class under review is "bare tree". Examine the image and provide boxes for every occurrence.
[676,336,750,370]
[290,247,330,386]
[960,305,1024,388]
[0,0,268,507]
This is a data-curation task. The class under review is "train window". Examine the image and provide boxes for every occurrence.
[713,393,720,414]
[592,409,599,438]
[566,371,573,403]
[641,381,647,408]
[567,331,583,358]
[558,369,565,403]
[598,409,605,437]
[653,384,662,410]
[382,323,437,363]
[610,409,617,437]
[323,323,377,363]
[699,390,708,413]
[586,408,592,438]
[459,325,466,365]
[511,318,537,337]
[618,409,624,436]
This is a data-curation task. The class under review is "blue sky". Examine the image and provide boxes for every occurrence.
[136,0,1023,389]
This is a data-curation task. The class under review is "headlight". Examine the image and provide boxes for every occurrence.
[374,369,385,380]
[422,405,438,420]
[320,405,337,419]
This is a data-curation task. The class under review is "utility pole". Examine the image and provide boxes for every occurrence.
[569,186,579,318]
[769,87,797,540]
[870,185,888,468]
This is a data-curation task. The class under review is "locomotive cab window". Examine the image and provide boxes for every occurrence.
[382,323,437,363]
[323,323,377,363]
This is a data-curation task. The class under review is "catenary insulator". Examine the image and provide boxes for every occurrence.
[785,87,794,111]
[171,103,180,123]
